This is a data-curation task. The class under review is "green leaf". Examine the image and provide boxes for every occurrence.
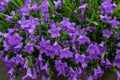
[111,2,120,17]
[0,13,6,20]
[39,0,43,3]
[10,0,19,8]
[16,0,24,7]
[92,22,98,25]
[48,0,54,15]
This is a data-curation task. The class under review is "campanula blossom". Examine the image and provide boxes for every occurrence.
[22,68,35,80]
[48,25,61,38]
[102,29,112,38]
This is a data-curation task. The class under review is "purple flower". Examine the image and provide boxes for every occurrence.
[17,5,30,16]
[68,67,77,80]
[24,44,34,54]
[105,59,112,68]
[31,2,39,11]
[6,16,14,22]
[79,4,87,13]
[23,60,28,69]
[117,43,120,47]
[0,0,10,13]
[86,75,93,80]
[98,41,104,51]
[55,60,69,76]
[4,33,23,53]
[87,43,101,58]
[3,56,16,68]
[42,75,48,80]
[114,54,120,68]
[54,0,62,9]
[6,33,23,46]
[75,54,88,68]
[102,29,112,38]
[60,48,73,59]
[22,68,34,80]
[60,18,76,32]
[116,49,120,55]
[27,34,39,43]
[13,43,23,53]
[78,14,85,21]
[93,66,104,79]
[18,16,39,33]
[54,11,60,16]
[7,68,14,77]
[6,11,15,22]
[101,0,116,14]
[32,67,37,79]
[115,32,120,40]
[99,14,111,22]
[42,13,50,21]
[52,42,62,54]
[108,17,120,29]
[46,42,61,59]
[48,25,61,38]
[72,10,77,16]
[117,71,120,80]
[41,62,49,73]
[15,54,24,65]
[86,26,96,32]
[77,35,90,45]
[8,29,15,34]
[0,37,2,43]
[39,0,49,13]
[39,38,51,54]
[79,28,87,36]
[24,0,31,6]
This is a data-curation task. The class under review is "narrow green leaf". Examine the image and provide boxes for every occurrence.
[0,13,6,17]
[0,13,6,20]
[10,0,19,8]
[16,0,24,7]
[48,0,54,14]
[111,2,120,16]
[63,0,73,18]
[39,0,43,3]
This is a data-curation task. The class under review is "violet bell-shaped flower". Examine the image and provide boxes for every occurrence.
[39,0,49,13]
[102,29,113,38]
[7,68,14,77]
[108,17,120,29]
[79,4,87,13]
[22,68,35,80]
[23,60,28,69]
[93,66,104,79]
[117,71,120,80]
[60,47,73,59]
[48,25,61,38]
[24,44,34,54]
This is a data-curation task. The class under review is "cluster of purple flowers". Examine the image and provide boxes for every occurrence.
[0,0,120,80]
[0,0,10,13]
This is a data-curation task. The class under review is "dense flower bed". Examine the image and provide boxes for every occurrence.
[0,0,120,80]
